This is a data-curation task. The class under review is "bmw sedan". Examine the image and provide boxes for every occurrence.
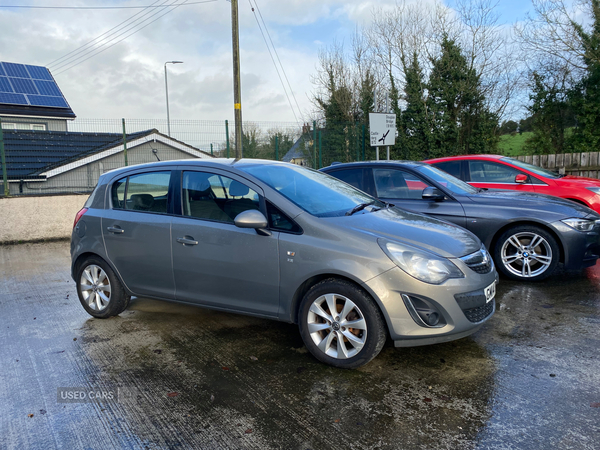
[71,159,497,369]
[321,161,600,282]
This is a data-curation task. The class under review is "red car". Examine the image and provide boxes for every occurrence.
[426,155,600,214]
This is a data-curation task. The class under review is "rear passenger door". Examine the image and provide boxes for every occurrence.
[102,170,175,299]
[171,169,280,317]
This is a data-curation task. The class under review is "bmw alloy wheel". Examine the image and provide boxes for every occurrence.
[500,231,553,279]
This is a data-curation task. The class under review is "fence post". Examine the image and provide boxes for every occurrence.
[313,121,317,169]
[355,124,359,162]
[318,130,322,169]
[275,135,279,161]
[122,118,128,166]
[210,143,214,156]
[225,120,230,158]
[362,123,366,161]
[0,118,8,196]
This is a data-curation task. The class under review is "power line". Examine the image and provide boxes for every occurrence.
[47,0,167,68]
[53,0,199,75]
[1,1,216,9]
[253,0,304,123]
[247,0,301,123]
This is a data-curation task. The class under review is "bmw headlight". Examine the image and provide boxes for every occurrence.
[562,218,596,232]
[378,239,464,284]
[586,187,600,195]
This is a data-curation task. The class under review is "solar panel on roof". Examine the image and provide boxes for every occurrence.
[0,61,73,111]
[33,80,62,96]
[0,77,13,93]
[28,95,68,108]
[2,62,30,78]
[26,65,53,81]
[0,92,29,105]
[10,77,38,95]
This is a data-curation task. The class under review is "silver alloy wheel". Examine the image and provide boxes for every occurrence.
[80,264,112,311]
[307,293,367,359]
[500,232,553,278]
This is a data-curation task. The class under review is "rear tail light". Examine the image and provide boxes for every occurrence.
[73,208,88,229]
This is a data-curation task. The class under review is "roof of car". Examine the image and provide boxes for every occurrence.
[323,160,429,170]
[425,155,505,162]
[101,158,294,177]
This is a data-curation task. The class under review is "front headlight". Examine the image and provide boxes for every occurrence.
[562,218,596,232]
[378,239,464,284]
[586,187,600,195]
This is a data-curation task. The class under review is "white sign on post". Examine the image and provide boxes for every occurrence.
[369,113,396,147]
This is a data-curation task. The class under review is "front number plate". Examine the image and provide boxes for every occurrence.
[485,282,496,303]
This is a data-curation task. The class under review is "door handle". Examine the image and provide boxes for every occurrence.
[177,237,198,246]
[107,226,124,234]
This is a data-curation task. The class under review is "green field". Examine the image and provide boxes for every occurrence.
[498,132,532,156]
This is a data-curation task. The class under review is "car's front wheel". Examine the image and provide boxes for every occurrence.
[494,225,559,281]
[298,279,387,369]
[76,256,130,318]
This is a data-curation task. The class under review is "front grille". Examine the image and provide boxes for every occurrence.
[463,299,495,323]
[460,246,493,274]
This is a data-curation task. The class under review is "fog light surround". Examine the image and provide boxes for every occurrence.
[402,294,446,328]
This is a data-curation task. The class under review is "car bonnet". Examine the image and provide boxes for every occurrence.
[326,206,482,258]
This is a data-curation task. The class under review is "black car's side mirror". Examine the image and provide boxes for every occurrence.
[234,210,271,236]
[422,186,445,201]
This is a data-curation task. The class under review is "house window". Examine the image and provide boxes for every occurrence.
[1,122,47,131]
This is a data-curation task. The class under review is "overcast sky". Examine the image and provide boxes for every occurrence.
[0,0,530,125]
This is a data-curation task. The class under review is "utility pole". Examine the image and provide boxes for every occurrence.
[231,0,243,159]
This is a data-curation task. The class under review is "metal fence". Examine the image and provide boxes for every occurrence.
[0,117,402,197]
[0,118,309,196]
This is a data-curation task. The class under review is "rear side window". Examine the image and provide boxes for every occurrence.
[433,161,462,179]
[328,168,365,191]
[111,171,171,214]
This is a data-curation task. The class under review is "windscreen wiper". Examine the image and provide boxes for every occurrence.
[346,202,375,216]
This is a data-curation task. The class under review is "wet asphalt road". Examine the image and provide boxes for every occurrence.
[1,242,599,450]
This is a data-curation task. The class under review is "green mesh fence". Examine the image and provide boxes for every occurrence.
[0,118,374,196]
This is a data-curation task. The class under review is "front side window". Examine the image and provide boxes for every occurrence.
[111,171,171,213]
[182,171,260,222]
[374,169,431,200]
[469,161,521,183]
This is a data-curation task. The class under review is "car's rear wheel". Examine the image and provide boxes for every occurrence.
[298,279,386,369]
[494,225,559,281]
[76,256,130,318]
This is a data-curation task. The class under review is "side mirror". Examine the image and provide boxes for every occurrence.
[234,210,271,236]
[515,174,528,184]
[422,186,445,201]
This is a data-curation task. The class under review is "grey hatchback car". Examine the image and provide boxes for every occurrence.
[71,159,497,368]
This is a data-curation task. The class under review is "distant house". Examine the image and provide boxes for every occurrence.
[0,61,75,132]
[1,129,213,195]
[282,135,310,166]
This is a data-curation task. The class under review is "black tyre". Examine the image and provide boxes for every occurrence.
[298,279,387,369]
[76,256,130,318]
[494,225,560,281]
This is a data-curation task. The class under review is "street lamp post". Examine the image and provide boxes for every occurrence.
[164,61,183,136]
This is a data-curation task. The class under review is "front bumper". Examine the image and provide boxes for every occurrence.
[552,220,600,270]
[364,260,498,347]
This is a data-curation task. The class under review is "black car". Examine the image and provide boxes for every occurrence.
[321,161,600,281]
